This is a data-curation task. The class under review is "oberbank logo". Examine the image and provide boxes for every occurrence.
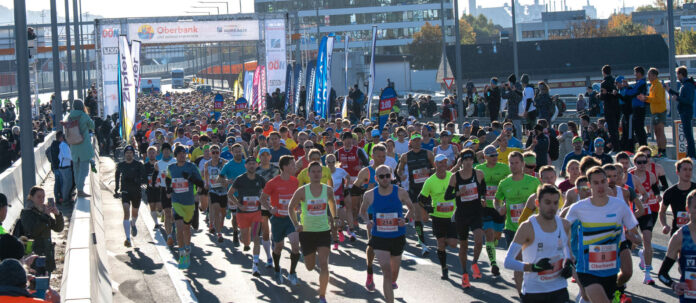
[137,25,155,40]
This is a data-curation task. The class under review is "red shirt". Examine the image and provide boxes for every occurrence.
[263,175,299,217]
[292,146,305,160]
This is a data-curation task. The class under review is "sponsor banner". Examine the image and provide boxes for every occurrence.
[235,97,248,112]
[244,71,254,102]
[100,25,120,117]
[284,64,293,113]
[213,93,224,120]
[314,36,335,119]
[676,120,687,159]
[118,35,137,145]
[294,67,303,115]
[130,40,141,95]
[324,36,334,117]
[366,26,377,119]
[378,87,397,130]
[252,66,261,111]
[128,20,260,44]
[264,19,286,93]
[306,60,317,119]
[234,72,244,99]
[259,65,267,113]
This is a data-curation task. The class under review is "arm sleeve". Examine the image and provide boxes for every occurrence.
[658,256,677,288]
[114,164,121,191]
[504,242,525,272]
[444,185,457,201]
[357,148,369,167]
[652,183,661,196]
[659,175,669,191]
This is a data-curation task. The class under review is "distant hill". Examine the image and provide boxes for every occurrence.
[0,5,102,26]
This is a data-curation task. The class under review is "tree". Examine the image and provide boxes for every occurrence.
[458,18,476,44]
[676,29,696,55]
[570,19,608,38]
[408,22,443,69]
[607,13,657,36]
[462,14,502,43]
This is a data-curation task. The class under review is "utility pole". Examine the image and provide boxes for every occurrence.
[50,0,62,128]
[440,0,448,82]
[667,0,678,156]
[512,0,519,77]
[64,0,73,101]
[14,0,37,201]
[72,0,83,99]
[452,0,464,123]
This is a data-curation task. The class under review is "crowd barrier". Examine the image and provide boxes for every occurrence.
[0,131,56,232]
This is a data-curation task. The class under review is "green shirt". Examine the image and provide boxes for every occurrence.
[420,171,455,218]
[301,184,331,232]
[475,162,511,208]
[495,174,540,232]
[0,225,6,235]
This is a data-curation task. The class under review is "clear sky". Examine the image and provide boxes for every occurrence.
[0,0,658,20]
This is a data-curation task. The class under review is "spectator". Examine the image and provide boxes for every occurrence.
[19,187,64,275]
[0,193,8,235]
[521,74,537,130]
[67,100,95,197]
[599,65,620,153]
[0,134,10,172]
[576,94,587,114]
[667,66,695,158]
[501,73,523,140]
[624,66,649,149]
[484,77,501,122]
[54,132,72,204]
[555,123,573,167]
[561,136,589,176]
[639,67,667,157]
[586,86,600,117]
[534,81,553,122]
[0,258,58,302]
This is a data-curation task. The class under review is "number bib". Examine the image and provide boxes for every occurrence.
[537,256,564,282]
[677,211,690,228]
[510,203,524,223]
[647,194,658,206]
[242,196,260,212]
[588,244,618,271]
[172,178,189,194]
[485,186,497,201]
[277,198,291,216]
[307,199,327,216]
[413,168,429,184]
[436,201,454,213]
[459,183,478,201]
[376,212,399,232]
[686,270,696,299]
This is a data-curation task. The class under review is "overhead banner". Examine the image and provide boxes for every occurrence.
[378,87,397,130]
[243,71,254,102]
[118,35,137,145]
[130,40,141,95]
[128,20,260,44]
[366,26,377,119]
[213,93,224,120]
[235,97,248,112]
[264,19,287,94]
[100,26,120,117]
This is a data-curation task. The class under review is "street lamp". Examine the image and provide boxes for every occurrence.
[192,6,219,14]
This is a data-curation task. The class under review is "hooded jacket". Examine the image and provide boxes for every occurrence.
[669,77,695,115]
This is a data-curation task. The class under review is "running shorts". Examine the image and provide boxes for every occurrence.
[638,212,658,232]
[160,187,172,209]
[482,207,505,232]
[368,235,406,256]
[270,216,295,243]
[237,211,263,229]
[431,217,458,239]
[121,188,142,209]
[521,287,570,303]
[209,192,228,209]
[576,272,617,300]
[299,230,331,256]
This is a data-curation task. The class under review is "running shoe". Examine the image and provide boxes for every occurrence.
[167,235,174,247]
[421,245,429,257]
[620,293,632,303]
[471,263,482,279]
[338,231,345,243]
[365,274,375,291]
[131,224,138,237]
[252,263,261,277]
[643,277,655,285]
[275,271,283,284]
[318,297,327,303]
[208,224,215,234]
[124,239,132,248]
[244,245,251,251]
[333,242,339,250]
[183,255,190,270]
[349,231,357,242]
[178,255,186,269]
[217,233,224,243]
[266,257,273,268]
[461,273,471,289]
[153,224,160,231]
[441,268,448,280]
[392,282,398,289]
[226,208,231,220]
[491,265,500,277]
[288,273,298,285]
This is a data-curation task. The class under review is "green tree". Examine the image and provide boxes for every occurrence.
[462,14,502,42]
[458,18,477,44]
[408,22,443,69]
[676,29,696,55]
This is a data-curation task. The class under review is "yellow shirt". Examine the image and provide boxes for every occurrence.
[285,138,298,151]
[645,79,666,114]
[297,166,333,187]
[190,147,204,161]
[312,126,324,135]
[497,146,521,165]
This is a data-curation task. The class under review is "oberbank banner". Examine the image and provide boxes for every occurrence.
[128,20,260,44]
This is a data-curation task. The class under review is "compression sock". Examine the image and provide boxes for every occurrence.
[290,253,300,274]
[486,241,497,266]
[131,216,137,226]
[415,221,425,244]
[272,252,281,272]
[263,240,272,260]
[123,220,130,240]
[150,211,158,224]
[367,265,374,275]
[437,250,447,269]
[253,254,260,265]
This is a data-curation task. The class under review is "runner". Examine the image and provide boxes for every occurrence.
[219,143,247,245]
[360,164,415,303]
[475,145,511,275]
[638,146,669,191]
[661,158,696,236]
[444,149,486,287]
[494,151,540,292]
[157,143,177,247]
[256,147,281,267]
[202,144,227,243]
[336,131,369,232]
[114,146,146,248]
[518,165,564,223]
[397,132,435,256]
[326,153,355,247]
[658,189,696,303]
[629,152,661,285]
[503,184,574,302]
[228,156,266,277]
[558,160,581,194]
[566,166,642,303]
[434,130,459,168]
[288,161,338,303]
[260,155,301,285]
[419,154,456,279]
[165,146,205,269]
[143,146,161,230]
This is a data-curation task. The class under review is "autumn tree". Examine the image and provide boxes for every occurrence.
[607,13,657,36]
[458,18,476,44]
[409,22,443,69]
[462,14,502,42]
[676,29,696,54]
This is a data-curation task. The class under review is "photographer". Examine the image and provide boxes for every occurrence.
[19,187,64,275]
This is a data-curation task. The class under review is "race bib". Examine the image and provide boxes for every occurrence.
[436,201,454,213]
[334,194,343,202]
[209,171,221,188]
[376,212,399,232]
[588,244,618,271]
[677,211,690,228]
[307,199,327,216]
[277,198,290,216]
[686,270,696,299]
[510,203,524,223]
[537,256,564,282]
[413,168,429,184]
[485,186,497,201]
[158,172,166,185]
[459,183,478,201]
[242,196,260,212]
[647,194,658,206]
[172,178,189,194]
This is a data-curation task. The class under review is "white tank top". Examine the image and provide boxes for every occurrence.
[522,216,569,294]
[434,144,455,167]
[611,185,626,204]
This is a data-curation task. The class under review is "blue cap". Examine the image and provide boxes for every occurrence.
[594,137,605,145]
[326,127,334,132]
[425,125,433,131]
[258,147,271,155]
[371,129,381,137]
[615,76,625,83]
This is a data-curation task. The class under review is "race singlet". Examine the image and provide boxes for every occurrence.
[242,196,260,212]
[376,212,399,233]
[307,199,327,216]
[588,244,618,271]
[172,178,189,194]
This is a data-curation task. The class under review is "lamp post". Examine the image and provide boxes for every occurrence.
[667,0,678,157]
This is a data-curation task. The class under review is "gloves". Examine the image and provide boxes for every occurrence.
[113,192,121,199]
[560,260,574,279]
[531,258,553,273]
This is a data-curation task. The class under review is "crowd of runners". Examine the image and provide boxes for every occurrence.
[106,64,696,303]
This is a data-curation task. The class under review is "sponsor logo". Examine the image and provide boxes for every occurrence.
[101,28,120,38]
[606,213,616,217]
[102,47,118,55]
[137,25,155,40]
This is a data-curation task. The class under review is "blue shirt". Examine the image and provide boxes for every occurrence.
[220,159,246,189]
[561,150,589,175]
[508,136,523,149]
[269,146,292,164]
[220,151,233,160]
[167,162,201,205]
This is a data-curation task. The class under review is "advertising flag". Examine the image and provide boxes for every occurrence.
[130,40,141,94]
[259,65,267,113]
[294,67,303,115]
[235,97,248,112]
[324,36,335,117]
[366,26,377,119]
[213,93,224,120]
[313,36,335,119]
[341,96,349,120]
[284,64,293,112]
[264,19,287,93]
[100,25,120,117]
[118,35,137,145]
[244,71,254,101]
[234,71,244,99]
[344,35,350,92]
[306,60,316,118]
[378,87,397,130]
[252,66,261,111]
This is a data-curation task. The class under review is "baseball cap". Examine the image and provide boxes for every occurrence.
[258,148,271,156]
[440,130,451,137]
[434,154,448,162]
[594,137,605,146]
[483,145,498,157]
[124,146,135,154]
[615,76,625,83]
[246,156,258,163]
[572,136,583,143]
[410,133,423,140]
[463,122,471,128]
[371,129,381,137]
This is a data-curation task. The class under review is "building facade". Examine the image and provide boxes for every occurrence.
[516,10,609,42]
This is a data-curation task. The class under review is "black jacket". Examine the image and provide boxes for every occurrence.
[600,75,620,118]
[20,206,64,272]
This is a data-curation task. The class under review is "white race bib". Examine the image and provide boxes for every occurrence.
[588,244,618,271]
[376,212,399,232]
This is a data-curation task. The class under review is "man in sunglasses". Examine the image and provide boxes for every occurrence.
[203,145,227,243]
[591,137,613,165]
[628,152,661,285]
[359,164,415,303]
[503,121,523,149]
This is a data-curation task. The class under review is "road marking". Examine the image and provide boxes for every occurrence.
[139,206,198,303]
[402,251,435,266]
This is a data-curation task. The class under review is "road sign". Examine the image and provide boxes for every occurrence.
[443,78,454,89]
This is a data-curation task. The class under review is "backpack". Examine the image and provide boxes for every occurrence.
[62,118,84,145]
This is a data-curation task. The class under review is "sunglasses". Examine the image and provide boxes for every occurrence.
[211,151,220,155]
[505,128,513,132]
[636,160,648,165]
[327,161,336,164]
[304,145,314,149]
[377,174,391,179]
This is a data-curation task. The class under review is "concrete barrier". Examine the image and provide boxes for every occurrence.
[61,137,111,303]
